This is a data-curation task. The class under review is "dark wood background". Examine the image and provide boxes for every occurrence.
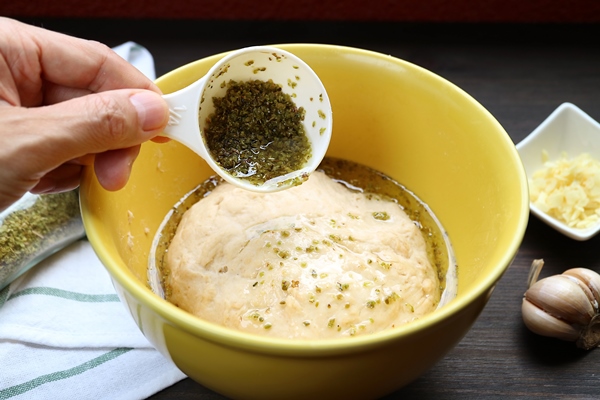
[10,16,600,399]
[3,0,600,23]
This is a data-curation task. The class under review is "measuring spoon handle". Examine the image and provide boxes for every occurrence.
[161,77,209,161]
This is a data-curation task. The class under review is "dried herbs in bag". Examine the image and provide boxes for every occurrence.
[0,190,85,290]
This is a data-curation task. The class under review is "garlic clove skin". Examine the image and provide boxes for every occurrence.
[563,268,600,308]
[521,299,581,341]
[524,275,596,326]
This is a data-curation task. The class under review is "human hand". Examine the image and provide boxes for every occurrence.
[0,17,170,212]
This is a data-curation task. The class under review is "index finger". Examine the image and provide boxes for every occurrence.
[19,19,159,94]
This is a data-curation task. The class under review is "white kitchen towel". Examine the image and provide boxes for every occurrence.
[113,41,157,80]
[0,42,187,399]
[0,240,186,400]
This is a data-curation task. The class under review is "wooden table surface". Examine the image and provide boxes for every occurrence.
[19,17,600,399]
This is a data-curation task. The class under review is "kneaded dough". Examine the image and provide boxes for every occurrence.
[166,171,440,339]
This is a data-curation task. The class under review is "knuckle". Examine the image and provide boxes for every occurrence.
[88,95,130,145]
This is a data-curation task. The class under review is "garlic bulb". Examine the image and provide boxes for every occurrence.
[522,259,600,350]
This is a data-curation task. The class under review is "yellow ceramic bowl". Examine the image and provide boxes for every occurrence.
[80,44,528,399]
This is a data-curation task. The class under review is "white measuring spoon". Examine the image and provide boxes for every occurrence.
[161,46,333,192]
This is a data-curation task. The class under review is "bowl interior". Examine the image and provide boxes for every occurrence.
[81,44,528,347]
[516,102,600,240]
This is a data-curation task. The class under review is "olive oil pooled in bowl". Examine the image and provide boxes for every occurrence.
[149,157,458,340]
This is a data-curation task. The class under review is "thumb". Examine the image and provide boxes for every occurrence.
[10,89,169,178]
[0,89,170,210]
[50,89,168,157]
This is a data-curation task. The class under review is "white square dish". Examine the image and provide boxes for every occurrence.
[516,102,600,240]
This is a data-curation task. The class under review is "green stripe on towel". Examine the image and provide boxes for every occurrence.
[0,348,133,399]
[8,287,120,303]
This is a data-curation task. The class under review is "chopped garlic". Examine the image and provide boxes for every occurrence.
[530,152,600,229]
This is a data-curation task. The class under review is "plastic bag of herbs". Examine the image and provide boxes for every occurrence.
[0,190,85,290]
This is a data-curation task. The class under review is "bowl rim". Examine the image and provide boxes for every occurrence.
[82,43,530,356]
[516,102,600,241]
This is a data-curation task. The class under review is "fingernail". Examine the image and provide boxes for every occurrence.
[129,92,167,132]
